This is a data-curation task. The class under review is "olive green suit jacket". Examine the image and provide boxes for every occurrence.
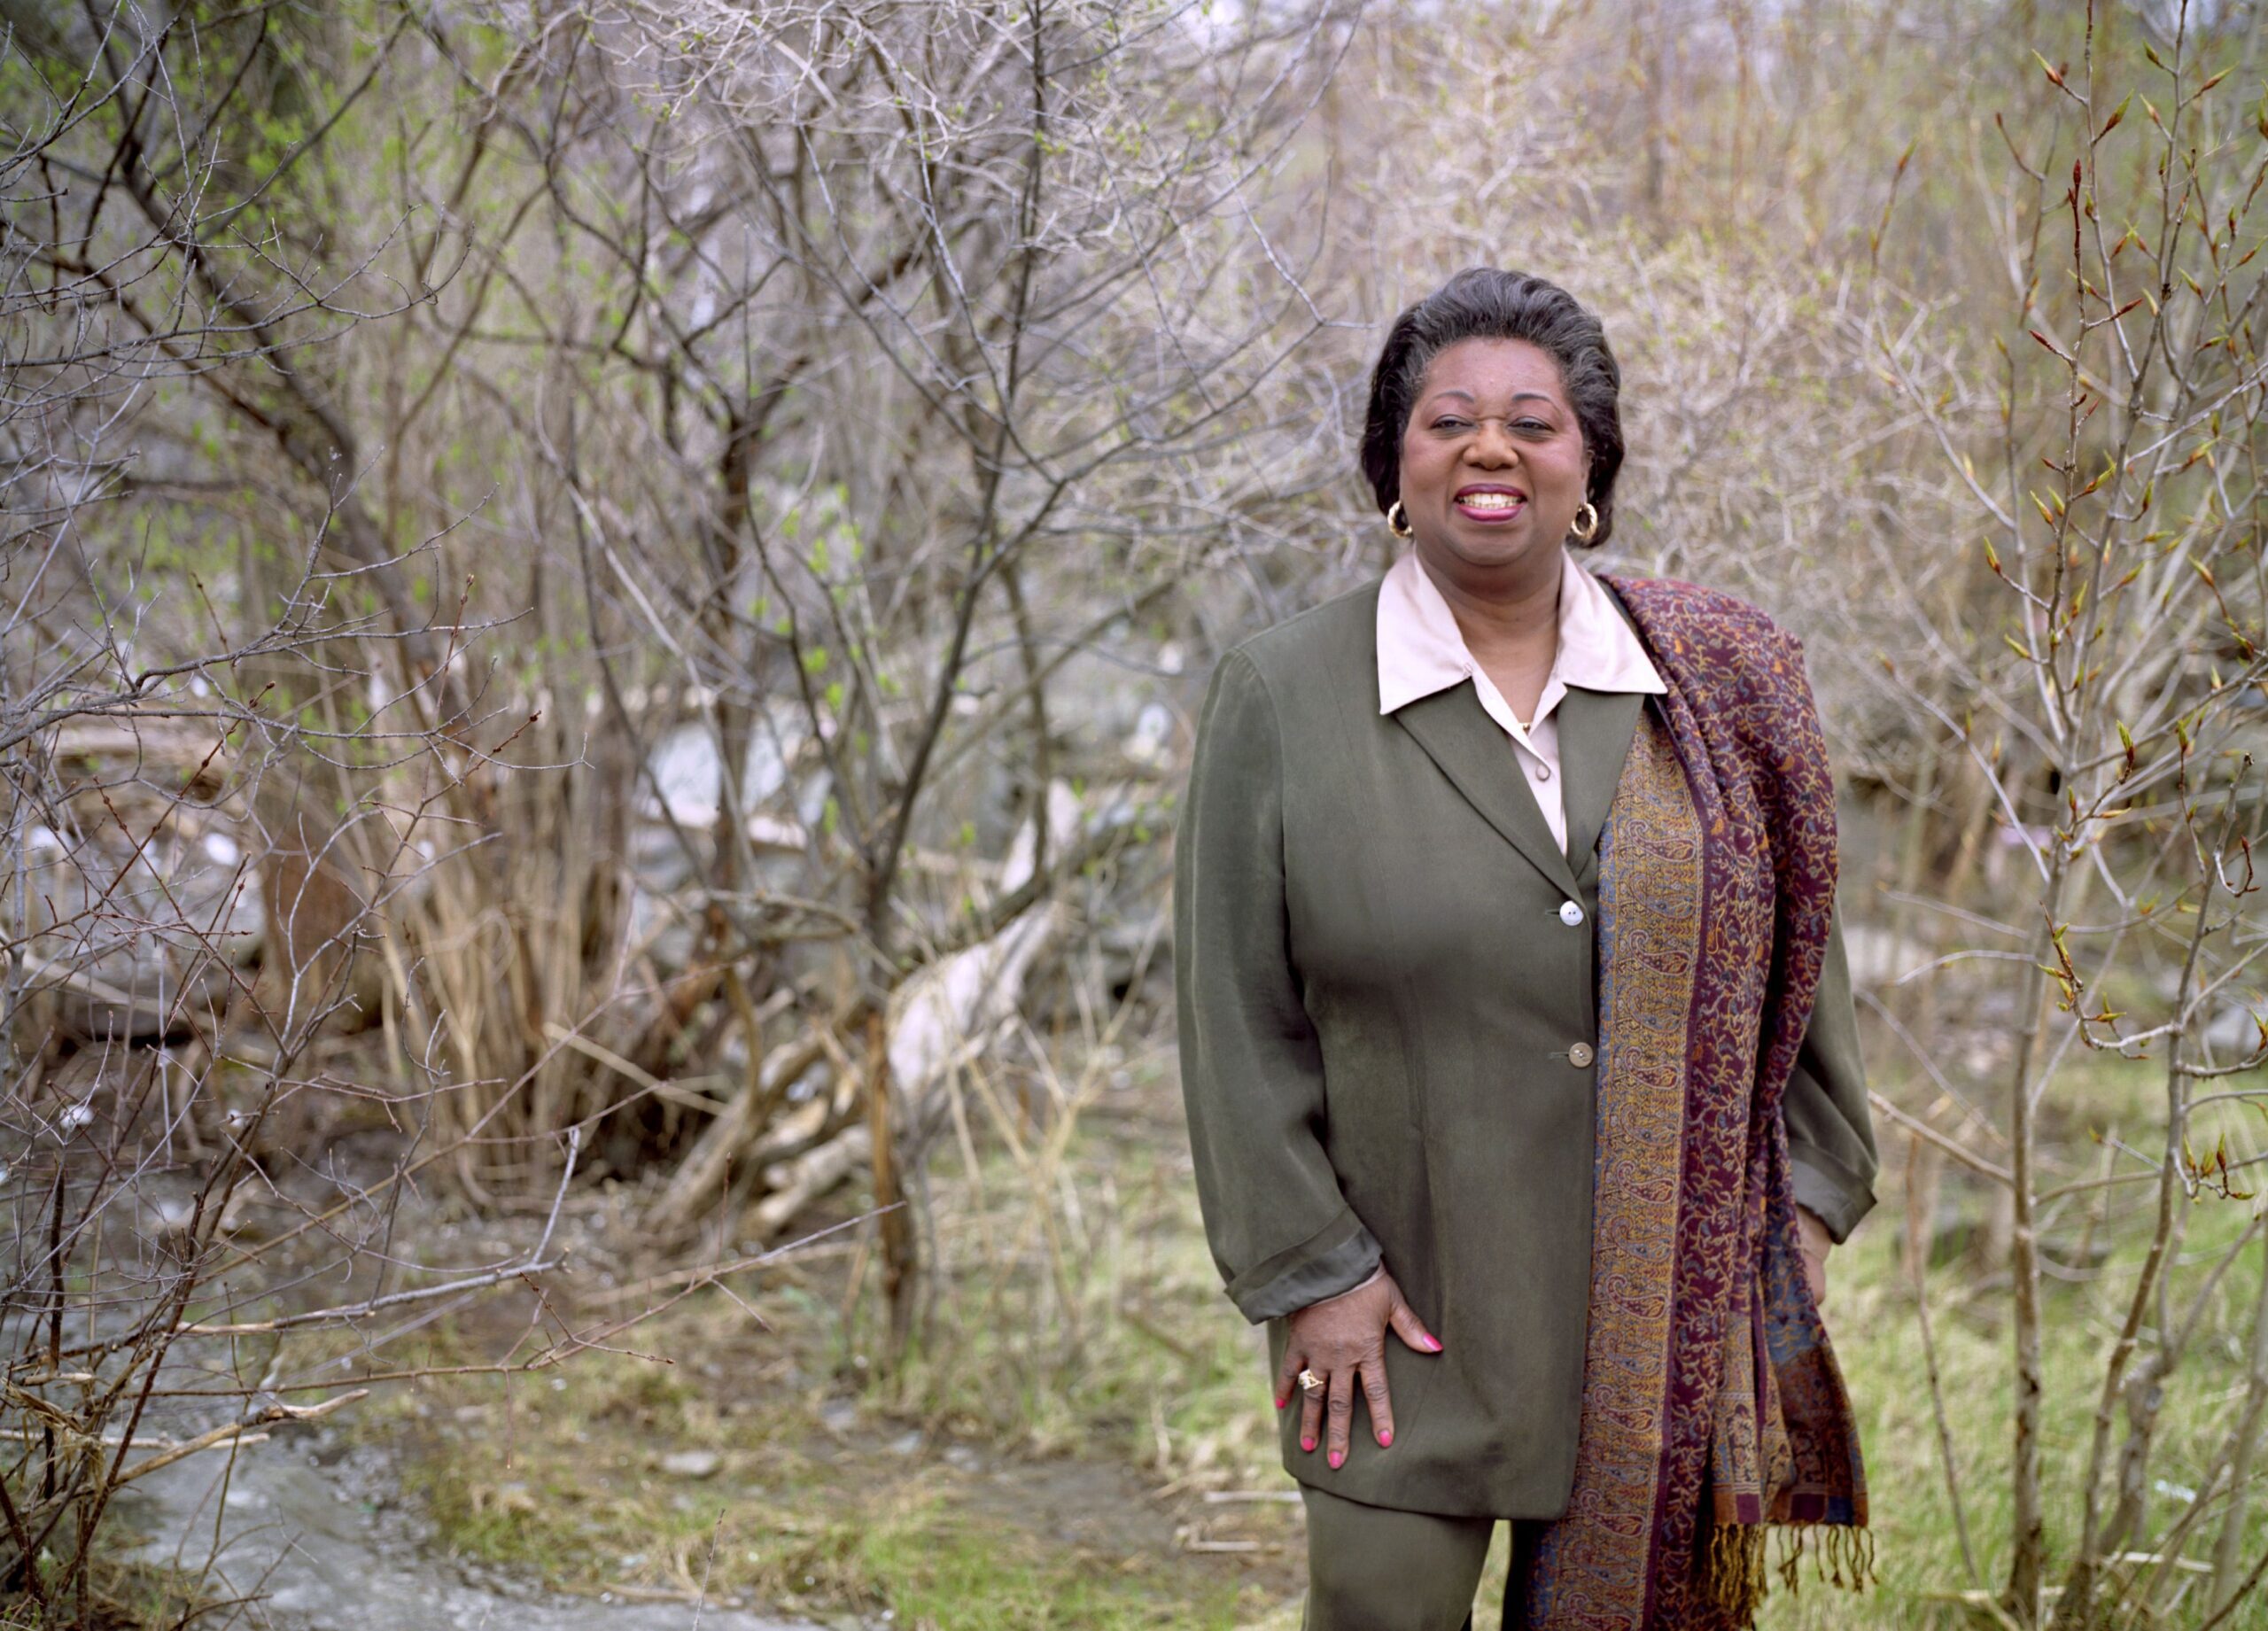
[1172,578,1877,1518]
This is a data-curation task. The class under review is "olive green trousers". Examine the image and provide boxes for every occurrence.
[1299,1484,1542,1631]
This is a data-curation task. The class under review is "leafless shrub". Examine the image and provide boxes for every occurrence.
[357,0,1368,1345]
[0,10,664,1617]
[4,2,1372,1606]
[1850,2,2268,1622]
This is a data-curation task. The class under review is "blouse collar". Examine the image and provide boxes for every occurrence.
[1376,546,1666,718]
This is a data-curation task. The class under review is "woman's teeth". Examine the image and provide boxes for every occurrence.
[1459,493,1522,509]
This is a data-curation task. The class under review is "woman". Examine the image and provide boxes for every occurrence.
[1172,268,1878,1631]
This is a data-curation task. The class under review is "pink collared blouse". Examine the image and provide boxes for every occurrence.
[1374,547,1666,851]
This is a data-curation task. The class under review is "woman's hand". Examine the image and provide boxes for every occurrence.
[1797,1204,1833,1305]
[1276,1267,1441,1469]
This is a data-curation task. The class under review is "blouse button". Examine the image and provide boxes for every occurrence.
[1558,900,1585,927]
[1533,762,1553,781]
[1568,1043,1596,1068]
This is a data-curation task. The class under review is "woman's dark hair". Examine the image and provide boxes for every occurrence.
[1359,268,1624,549]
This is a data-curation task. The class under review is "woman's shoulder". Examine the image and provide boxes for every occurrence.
[1219,577,1382,691]
[1598,571,1793,649]
[1596,571,1809,687]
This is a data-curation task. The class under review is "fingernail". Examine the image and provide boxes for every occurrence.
[1378,1430,1393,1447]
[1275,1394,1288,1410]
[1328,1449,1345,1469]
[1425,1337,1444,1353]
[1301,1436,1317,1453]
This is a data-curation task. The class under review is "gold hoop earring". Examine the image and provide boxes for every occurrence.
[1569,500,1601,545]
[1386,500,1413,540]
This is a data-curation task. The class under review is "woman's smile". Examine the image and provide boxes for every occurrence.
[1451,482,1528,524]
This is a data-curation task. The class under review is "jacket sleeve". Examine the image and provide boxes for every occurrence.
[1174,650,1383,1323]
[1784,905,1880,1243]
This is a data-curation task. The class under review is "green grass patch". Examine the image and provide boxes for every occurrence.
[362,1297,1279,1629]
[344,1044,2268,1629]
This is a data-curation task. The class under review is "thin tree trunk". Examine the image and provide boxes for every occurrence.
[866,1006,916,1355]
[2007,856,2071,1625]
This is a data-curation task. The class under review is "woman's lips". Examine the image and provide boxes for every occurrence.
[1453,488,1527,524]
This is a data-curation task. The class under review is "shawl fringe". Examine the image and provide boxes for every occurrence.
[1697,1523,1771,1625]
[1698,1521,1879,1627]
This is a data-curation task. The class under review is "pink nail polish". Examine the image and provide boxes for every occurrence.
[1379,1430,1393,1447]
[1301,1436,1317,1453]
[1329,1449,1345,1469]
[1275,1394,1288,1410]
[1425,1336,1444,1353]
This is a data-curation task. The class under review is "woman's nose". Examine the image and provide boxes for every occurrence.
[1469,419,1518,464]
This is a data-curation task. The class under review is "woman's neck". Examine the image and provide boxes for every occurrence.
[1416,548,1564,724]
[1417,548,1561,660]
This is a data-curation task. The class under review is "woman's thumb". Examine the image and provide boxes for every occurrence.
[1386,1294,1443,1355]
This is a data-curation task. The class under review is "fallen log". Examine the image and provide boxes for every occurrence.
[646,1031,833,1238]
[748,1124,872,1242]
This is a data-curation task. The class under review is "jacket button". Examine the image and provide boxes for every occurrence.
[1569,1043,1595,1068]
[1558,900,1585,927]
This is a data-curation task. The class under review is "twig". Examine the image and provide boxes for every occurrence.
[1869,1091,2016,1185]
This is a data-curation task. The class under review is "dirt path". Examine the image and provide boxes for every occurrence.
[119,1426,827,1631]
[115,1399,1303,1630]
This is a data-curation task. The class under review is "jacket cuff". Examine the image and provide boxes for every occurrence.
[1791,1142,1877,1244]
[1223,1208,1384,1323]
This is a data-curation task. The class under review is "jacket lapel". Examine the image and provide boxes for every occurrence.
[1557,687,1644,881]
[1394,685,1583,899]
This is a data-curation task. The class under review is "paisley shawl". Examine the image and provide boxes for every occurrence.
[1514,576,1869,1629]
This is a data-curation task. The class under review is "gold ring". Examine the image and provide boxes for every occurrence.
[1297,1368,1324,1394]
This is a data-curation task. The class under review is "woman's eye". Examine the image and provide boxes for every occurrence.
[1514,418,1553,434]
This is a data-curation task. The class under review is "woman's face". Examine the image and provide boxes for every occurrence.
[1396,337,1589,593]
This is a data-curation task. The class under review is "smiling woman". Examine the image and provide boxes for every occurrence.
[1173,268,1880,1630]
